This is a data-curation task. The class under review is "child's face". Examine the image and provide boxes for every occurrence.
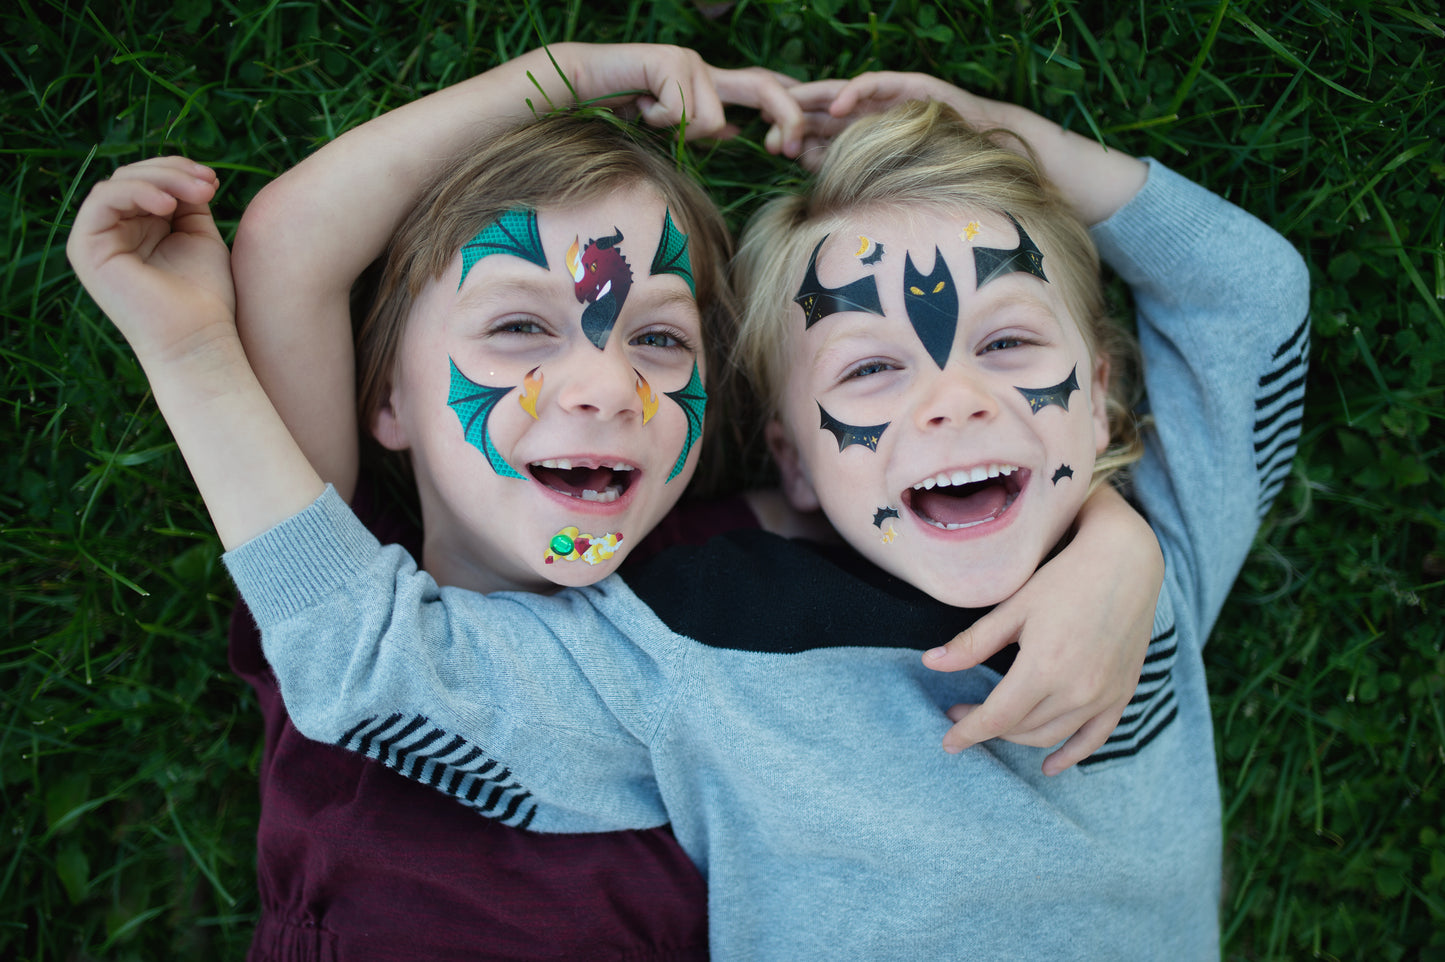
[769,209,1109,608]
[375,186,706,593]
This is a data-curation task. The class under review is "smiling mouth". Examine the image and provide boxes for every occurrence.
[529,459,636,503]
[903,464,1025,530]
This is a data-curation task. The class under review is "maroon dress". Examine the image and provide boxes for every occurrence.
[230,483,759,961]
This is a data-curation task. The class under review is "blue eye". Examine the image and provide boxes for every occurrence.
[847,360,895,379]
[632,329,692,351]
[493,317,545,336]
[982,336,1026,353]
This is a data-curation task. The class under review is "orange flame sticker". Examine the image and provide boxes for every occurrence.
[519,367,542,419]
[565,236,583,282]
[635,371,659,425]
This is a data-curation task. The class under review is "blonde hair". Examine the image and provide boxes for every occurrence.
[355,112,739,493]
[731,100,1142,489]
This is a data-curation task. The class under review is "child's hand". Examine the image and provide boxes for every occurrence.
[781,69,1148,223]
[559,44,806,156]
[922,486,1163,775]
[67,156,234,364]
[778,72,990,170]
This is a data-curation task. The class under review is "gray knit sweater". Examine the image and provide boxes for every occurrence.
[227,161,1309,960]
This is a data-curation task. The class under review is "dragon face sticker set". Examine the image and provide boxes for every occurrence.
[396,189,704,584]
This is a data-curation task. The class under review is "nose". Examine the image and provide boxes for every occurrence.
[912,363,1000,430]
[551,339,644,422]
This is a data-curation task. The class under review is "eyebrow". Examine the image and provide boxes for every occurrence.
[628,285,702,318]
[967,288,1061,324]
[455,275,700,320]
[454,275,559,310]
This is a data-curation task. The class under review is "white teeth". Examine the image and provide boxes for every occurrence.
[535,458,634,472]
[912,464,1019,490]
[580,488,620,503]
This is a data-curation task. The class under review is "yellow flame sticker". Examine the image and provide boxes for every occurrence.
[635,371,658,425]
[565,236,583,282]
[519,367,542,419]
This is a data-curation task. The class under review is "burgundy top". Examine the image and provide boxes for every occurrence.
[230,484,759,961]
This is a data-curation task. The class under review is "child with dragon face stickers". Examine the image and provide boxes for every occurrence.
[375,183,709,592]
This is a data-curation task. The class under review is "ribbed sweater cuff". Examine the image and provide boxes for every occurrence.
[223,484,380,627]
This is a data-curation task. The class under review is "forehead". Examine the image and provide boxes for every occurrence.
[796,207,1078,334]
[811,207,1024,293]
[450,187,699,303]
[532,186,674,253]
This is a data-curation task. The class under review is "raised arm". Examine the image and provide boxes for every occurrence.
[786,71,1147,225]
[68,158,324,549]
[234,43,803,499]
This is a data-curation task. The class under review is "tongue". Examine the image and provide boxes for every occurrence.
[914,481,1009,527]
[536,465,615,497]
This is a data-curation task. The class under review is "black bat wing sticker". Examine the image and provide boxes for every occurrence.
[794,236,884,328]
[973,212,1047,288]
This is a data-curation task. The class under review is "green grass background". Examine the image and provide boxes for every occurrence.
[3,0,1441,958]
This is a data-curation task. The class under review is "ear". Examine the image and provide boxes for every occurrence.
[370,382,411,452]
[1090,352,1112,454]
[765,419,821,513]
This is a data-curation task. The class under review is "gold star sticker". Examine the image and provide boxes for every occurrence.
[881,525,898,544]
[961,221,981,242]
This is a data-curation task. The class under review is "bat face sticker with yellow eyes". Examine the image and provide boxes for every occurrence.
[818,402,889,452]
[447,358,525,480]
[903,247,958,369]
[458,209,548,289]
[1016,365,1079,414]
[794,235,884,329]
[567,228,634,350]
[973,212,1048,288]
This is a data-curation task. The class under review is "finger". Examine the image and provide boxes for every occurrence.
[1041,711,1120,776]
[827,73,892,117]
[106,160,219,214]
[783,78,850,113]
[939,674,1040,753]
[923,607,1022,672]
[990,702,1098,749]
[713,67,804,154]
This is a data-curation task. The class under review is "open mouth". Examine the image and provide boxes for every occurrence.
[529,459,636,504]
[902,464,1025,530]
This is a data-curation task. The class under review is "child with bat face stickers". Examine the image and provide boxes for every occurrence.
[64,45,1276,959]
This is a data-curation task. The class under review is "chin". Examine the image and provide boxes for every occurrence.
[907,562,1033,610]
[535,553,624,590]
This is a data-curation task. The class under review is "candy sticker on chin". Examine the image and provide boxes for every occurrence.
[545,526,623,565]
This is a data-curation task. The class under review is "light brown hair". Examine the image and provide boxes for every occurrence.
[731,99,1142,488]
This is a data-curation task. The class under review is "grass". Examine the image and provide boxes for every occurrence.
[2,0,1441,958]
